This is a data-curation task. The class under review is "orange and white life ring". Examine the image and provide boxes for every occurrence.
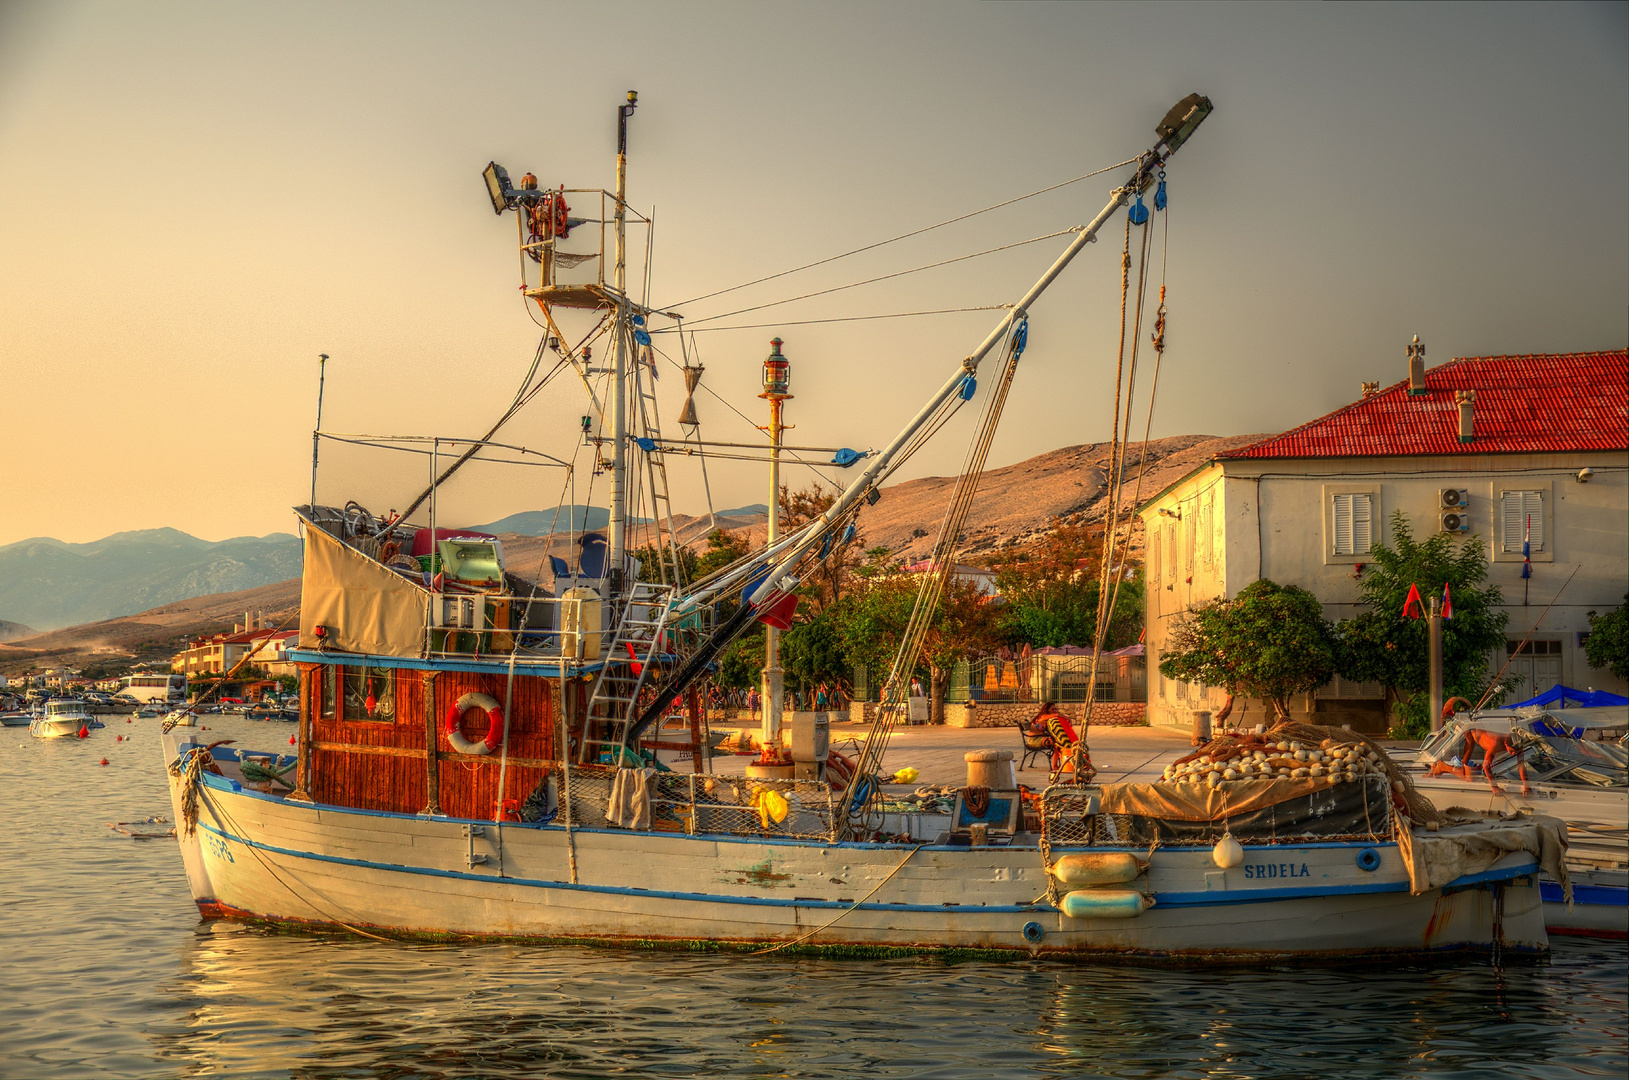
[445,692,504,756]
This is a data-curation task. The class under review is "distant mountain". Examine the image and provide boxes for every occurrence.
[0,619,35,643]
[0,528,302,632]
[714,503,768,518]
[469,506,650,537]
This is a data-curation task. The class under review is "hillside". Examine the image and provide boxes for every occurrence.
[717,434,1266,561]
[0,435,1261,673]
[0,619,36,643]
[0,578,301,677]
[0,528,301,631]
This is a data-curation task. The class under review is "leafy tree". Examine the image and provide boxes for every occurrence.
[1159,579,1338,720]
[1335,511,1508,736]
[831,561,1003,722]
[694,528,749,579]
[717,627,765,691]
[1584,595,1629,681]
[991,520,1144,649]
[778,482,864,613]
[632,541,699,586]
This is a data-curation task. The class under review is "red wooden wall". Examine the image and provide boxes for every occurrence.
[301,663,575,820]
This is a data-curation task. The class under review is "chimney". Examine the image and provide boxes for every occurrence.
[1407,335,1427,395]
[1455,389,1475,443]
[1360,381,1379,399]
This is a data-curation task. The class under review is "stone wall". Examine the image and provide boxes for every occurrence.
[945,701,1145,729]
[849,700,1147,728]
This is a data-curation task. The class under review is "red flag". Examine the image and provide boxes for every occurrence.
[1442,583,1453,620]
[1402,583,1424,619]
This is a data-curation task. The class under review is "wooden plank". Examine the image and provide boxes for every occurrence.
[423,671,441,814]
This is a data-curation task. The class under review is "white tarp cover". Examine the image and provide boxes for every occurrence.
[298,519,429,658]
[1395,813,1571,900]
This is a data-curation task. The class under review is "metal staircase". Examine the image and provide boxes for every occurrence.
[578,581,675,764]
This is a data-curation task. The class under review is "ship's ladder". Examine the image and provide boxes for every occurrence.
[579,580,675,764]
[631,343,686,588]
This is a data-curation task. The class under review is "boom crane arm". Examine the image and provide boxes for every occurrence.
[622,94,1212,751]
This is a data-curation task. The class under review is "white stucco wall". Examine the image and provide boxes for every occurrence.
[1140,450,1628,729]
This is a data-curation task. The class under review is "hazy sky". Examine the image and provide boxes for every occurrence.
[2,1,1625,546]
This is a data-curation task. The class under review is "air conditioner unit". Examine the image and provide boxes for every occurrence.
[1438,489,1470,532]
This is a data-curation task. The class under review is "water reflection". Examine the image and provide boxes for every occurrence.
[146,926,1626,1080]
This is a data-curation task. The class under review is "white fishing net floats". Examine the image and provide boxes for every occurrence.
[1160,737,1385,787]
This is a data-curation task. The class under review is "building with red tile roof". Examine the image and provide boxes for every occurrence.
[1137,345,1628,733]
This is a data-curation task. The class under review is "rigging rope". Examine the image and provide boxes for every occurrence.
[1077,199,1156,773]
[663,304,1010,334]
[839,320,1027,835]
[666,156,1139,309]
[684,229,1077,329]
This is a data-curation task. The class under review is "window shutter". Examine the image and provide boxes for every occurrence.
[1198,497,1214,566]
[1502,491,1544,553]
[1332,494,1354,555]
[1352,493,1373,555]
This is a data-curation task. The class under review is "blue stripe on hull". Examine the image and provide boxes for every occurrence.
[1541,881,1629,907]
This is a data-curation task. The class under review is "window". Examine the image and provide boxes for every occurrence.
[1331,493,1374,556]
[1198,495,1214,567]
[1184,502,1195,574]
[320,667,337,718]
[1166,526,1178,581]
[1500,491,1544,553]
[343,667,396,722]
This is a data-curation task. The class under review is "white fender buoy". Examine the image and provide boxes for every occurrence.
[1213,831,1244,869]
[1060,889,1155,919]
[1047,852,1149,887]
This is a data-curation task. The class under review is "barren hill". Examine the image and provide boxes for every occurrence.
[1,435,1261,673]
[721,434,1265,561]
[0,578,300,676]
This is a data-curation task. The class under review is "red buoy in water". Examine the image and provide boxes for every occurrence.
[78,725,89,738]
[99,758,109,765]
[289,735,297,745]
[126,718,132,723]
[116,735,123,742]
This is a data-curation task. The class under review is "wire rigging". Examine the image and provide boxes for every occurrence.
[665,156,1139,310]
[684,228,1078,329]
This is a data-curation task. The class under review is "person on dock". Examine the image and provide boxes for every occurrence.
[1030,702,1094,781]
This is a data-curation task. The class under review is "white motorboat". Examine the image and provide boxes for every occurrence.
[31,698,92,739]
[1405,707,1627,939]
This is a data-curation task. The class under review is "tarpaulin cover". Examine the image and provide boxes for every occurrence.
[298,517,429,658]
[1395,813,1571,900]
[1098,778,1391,842]
[1507,684,1629,709]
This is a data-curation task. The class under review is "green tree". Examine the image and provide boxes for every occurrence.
[988,520,1143,649]
[1584,594,1629,681]
[1159,579,1338,720]
[1335,511,1508,736]
[695,528,749,579]
[831,562,1003,722]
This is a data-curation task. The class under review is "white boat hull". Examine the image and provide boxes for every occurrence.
[30,717,86,738]
[165,736,1548,959]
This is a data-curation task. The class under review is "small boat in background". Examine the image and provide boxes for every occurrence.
[31,699,93,738]
[1405,706,1628,939]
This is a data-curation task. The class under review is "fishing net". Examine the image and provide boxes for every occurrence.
[555,766,838,840]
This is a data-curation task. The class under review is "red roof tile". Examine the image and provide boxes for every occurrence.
[1220,351,1628,459]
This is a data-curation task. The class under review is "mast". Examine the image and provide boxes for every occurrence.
[609,90,638,581]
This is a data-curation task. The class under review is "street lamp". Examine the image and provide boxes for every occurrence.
[758,338,793,763]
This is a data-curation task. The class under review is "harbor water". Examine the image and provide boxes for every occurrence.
[2,716,1624,1079]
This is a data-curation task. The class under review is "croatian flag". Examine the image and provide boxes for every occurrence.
[1442,583,1453,620]
[1403,582,1424,619]
[1522,514,1532,580]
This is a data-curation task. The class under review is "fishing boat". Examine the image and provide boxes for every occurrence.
[33,698,92,738]
[1403,704,1627,939]
[160,93,1564,959]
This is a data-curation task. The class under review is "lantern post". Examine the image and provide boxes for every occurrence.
[759,339,792,760]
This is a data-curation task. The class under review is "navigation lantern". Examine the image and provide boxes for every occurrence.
[762,338,790,397]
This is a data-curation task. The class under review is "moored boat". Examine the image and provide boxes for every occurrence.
[32,698,92,738]
[160,91,1562,960]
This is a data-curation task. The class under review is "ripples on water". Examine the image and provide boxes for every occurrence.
[1,716,1624,1079]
